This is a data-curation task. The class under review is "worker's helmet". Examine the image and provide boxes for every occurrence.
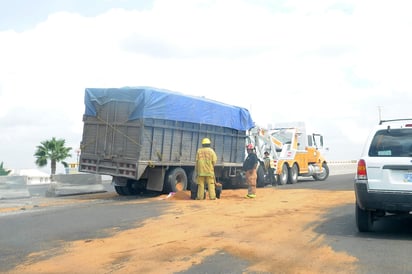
[246,144,254,150]
[202,138,211,145]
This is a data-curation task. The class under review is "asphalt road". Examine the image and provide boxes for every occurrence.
[286,174,412,274]
[2,173,412,273]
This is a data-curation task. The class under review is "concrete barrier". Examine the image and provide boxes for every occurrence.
[0,176,31,199]
[328,161,357,176]
[46,173,106,197]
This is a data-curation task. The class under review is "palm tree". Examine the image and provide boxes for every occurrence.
[0,161,11,176]
[34,137,72,175]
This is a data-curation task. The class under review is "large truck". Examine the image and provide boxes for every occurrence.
[78,87,255,195]
[249,122,329,185]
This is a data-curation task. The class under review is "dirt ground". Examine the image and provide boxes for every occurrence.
[6,186,357,274]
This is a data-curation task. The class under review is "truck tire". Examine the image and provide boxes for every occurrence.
[126,179,147,195]
[257,164,265,188]
[278,164,288,185]
[188,170,200,199]
[164,167,188,193]
[288,163,298,184]
[187,169,197,187]
[190,181,197,200]
[356,202,373,232]
[122,184,134,196]
[313,162,329,181]
[115,185,126,196]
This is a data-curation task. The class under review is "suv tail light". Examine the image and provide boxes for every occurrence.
[357,159,367,180]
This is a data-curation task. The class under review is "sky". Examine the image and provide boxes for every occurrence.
[1,0,412,174]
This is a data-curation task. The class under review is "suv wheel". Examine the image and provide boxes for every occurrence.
[355,202,373,232]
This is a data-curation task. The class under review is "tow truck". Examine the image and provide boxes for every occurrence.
[248,122,329,185]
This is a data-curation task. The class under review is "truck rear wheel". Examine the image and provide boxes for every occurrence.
[188,169,198,199]
[126,179,147,195]
[115,185,126,195]
[278,164,288,185]
[187,169,197,188]
[288,164,298,184]
[164,167,188,193]
[257,164,265,188]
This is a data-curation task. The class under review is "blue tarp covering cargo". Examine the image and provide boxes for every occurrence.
[84,86,254,131]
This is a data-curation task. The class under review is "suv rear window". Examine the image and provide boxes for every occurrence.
[368,128,412,157]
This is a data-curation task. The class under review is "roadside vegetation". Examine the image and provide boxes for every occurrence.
[34,137,72,175]
[0,161,11,176]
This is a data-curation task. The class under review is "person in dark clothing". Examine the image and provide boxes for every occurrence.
[263,151,276,186]
[243,143,259,198]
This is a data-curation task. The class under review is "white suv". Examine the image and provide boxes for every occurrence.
[355,119,412,232]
